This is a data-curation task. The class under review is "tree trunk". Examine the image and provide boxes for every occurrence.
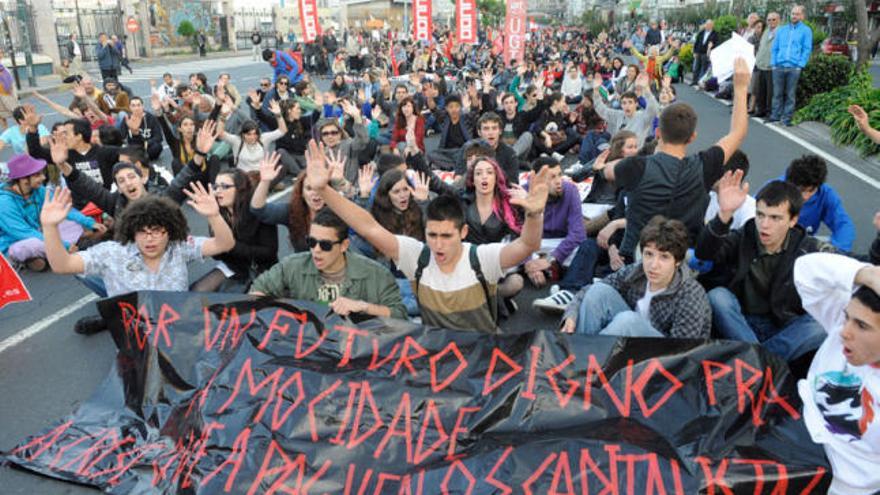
[854,0,880,69]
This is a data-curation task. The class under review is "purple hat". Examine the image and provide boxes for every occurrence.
[6,154,47,181]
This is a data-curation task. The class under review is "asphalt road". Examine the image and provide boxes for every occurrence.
[1,56,879,492]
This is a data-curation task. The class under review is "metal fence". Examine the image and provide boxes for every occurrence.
[53,6,124,62]
[1,1,41,55]
[233,8,282,51]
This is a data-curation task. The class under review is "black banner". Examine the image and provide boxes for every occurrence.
[3,291,831,493]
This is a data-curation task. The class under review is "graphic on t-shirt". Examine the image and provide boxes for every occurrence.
[814,371,876,441]
[317,284,340,303]
[74,159,102,183]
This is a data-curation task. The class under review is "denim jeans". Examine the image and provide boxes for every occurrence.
[396,278,420,317]
[575,283,664,337]
[559,238,602,292]
[76,274,108,298]
[770,67,801,124]
[708,287,825,361]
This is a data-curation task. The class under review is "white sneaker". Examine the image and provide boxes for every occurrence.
[551,152,565,162]
[532,290,576,313]
[549,284,560,295]
[564,162,585,176]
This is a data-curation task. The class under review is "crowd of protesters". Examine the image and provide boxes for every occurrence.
[1,7,879,493]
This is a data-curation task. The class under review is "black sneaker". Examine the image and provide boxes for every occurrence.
[74,315,107,335]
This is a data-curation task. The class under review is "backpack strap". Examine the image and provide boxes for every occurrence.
[468,244,497,323]
[413,244,431,298]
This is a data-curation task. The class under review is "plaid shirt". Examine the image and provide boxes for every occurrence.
[564,262,711,339]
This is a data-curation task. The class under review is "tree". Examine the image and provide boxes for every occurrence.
[477,0,506,28]
[177,20,196,39]
[854,0,880,69]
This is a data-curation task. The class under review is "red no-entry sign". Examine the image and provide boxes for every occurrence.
[126,17,139,33]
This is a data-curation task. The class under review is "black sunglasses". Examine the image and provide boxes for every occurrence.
[321,130,341,137]
[306,236,343,251]
[277,81,289,86]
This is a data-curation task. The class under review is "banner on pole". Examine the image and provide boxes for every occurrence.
[2,291,832,493]
[503,0,528,65]
[298,0,322,43]
[0,253,31,310]
[456,0,477,44]
[413,0,432,42]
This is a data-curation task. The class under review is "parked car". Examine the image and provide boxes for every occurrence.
[821,37,851,57]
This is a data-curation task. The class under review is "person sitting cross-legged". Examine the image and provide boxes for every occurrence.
[249,207,406,320]
[559,216,711,338]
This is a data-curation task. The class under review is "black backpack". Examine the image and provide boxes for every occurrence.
[413,244,496,324]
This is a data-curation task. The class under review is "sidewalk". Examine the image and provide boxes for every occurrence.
[14,49,246,98]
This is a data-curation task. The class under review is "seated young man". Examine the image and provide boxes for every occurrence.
[426,94,476,171]
[605,58,752,263]
[249,208,406,320]
[0,154,105,272]
[592,72,658,146]
[306,141,551,333]
[455,113,520,187]
[39,186,234,333]
[523,156,586,288]
[696,175,835,361]
[794,253,880,495]
[559,216,711,338]
[783,154,856,252]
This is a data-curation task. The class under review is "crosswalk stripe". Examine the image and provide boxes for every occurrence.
[115,56,262,83]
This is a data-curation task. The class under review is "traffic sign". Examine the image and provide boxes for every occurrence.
[126,17,139,33]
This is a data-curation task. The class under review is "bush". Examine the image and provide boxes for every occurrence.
[795,53,853,110]
[713,15,742,44]
[803,20,827,47]
[678,43,694,74]
[177,20,196,38]
[795,70,880,156]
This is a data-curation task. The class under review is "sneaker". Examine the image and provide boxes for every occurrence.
[551,152,565,162]
[549,284,560,295]
[564,161,585,176]
[764,118,779,124]
[532,290,576,313]
[504,297,519,315]
[74,315,107,335]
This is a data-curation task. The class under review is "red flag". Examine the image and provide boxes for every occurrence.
[389,44,400,77]
[297,0,322,43]
[412,0,432,42]
[0,254,32,310]
[503,0,527,66]
[456,0,477,44]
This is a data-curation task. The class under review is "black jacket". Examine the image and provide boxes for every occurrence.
[695,217,835,326]
[693,30,718,55]
[214,206,279,280]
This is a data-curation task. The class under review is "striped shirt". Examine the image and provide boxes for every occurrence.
[395,236,504,333]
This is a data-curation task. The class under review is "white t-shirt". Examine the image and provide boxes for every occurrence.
[795,253,880,495]
[704,191,756,230]
[395,235,504,333]
[636,281,664,320]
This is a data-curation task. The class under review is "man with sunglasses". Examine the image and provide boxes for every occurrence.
[250,208,406,320]
[259,76,294,131]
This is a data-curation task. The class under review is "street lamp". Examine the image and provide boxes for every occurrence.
[15,0,35,86]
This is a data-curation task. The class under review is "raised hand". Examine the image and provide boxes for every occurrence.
[662,74,673,89]
[150,93,162,113]
[409,171,430,202]
[849,104,870,127]
[358,162,377,197]
[71,82,86,99]
[40,187,73,227]
[269,99,282,116]
[248,88,261,107]
[732,57,751,90]
[716,169,749,221]
[183,181,220,218]
[326,147,347,181]
[592,149,610,171]
[305,139,330,191]
[636,72,650,89]
[370,104,382,120]
[258,151,282,183]
[49,136,69,168]
[482,68,494,90]
[21,105,42,128]
[196,119,219,154]
[126,111,143,131]
[511,166,551,216]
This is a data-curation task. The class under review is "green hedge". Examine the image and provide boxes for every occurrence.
[678,43,693,74]
[795,53,853,110]
[794,70,880,157]
[713,15,742,44]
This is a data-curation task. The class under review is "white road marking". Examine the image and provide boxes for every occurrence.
[0,186,293,355]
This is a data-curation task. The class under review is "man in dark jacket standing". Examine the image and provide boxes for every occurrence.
[696,176,835,362]
[645,20,662,46]
[322,28,339,76]
[95,33,120,82]
[691,20,718,86]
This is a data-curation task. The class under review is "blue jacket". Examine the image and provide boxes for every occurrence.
[771,21,812,68]
[773,175,855,251]
[95,43,119,71]
[269,50,303,84]
[0,185,96,255]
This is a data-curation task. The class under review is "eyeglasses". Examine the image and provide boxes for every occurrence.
[260,83,271,87]
[213,183,235,191]
[278,81,289,86]
[321,130,341,137]
[136,227,168,239]
[306,236,343,251]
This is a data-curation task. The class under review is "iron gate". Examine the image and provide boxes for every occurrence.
[53,6,124,62]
